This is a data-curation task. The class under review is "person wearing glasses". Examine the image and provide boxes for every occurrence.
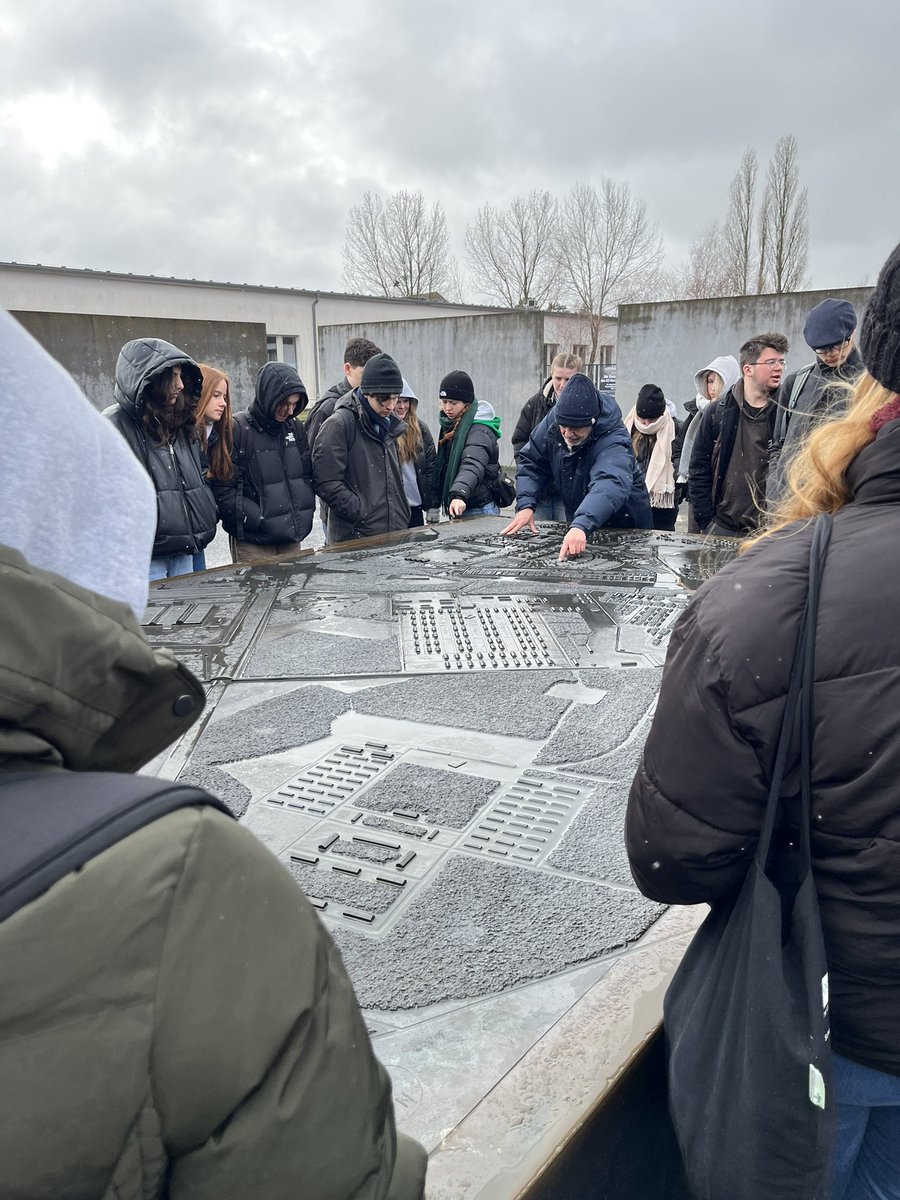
[767,299,863,507]
[688,332,788,537]
[311,352,410,543]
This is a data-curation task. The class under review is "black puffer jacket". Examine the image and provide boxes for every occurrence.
[108,339,218,558]
[311,389,410,543]
[439,400,502,511]
[512,379,554,462]
[305,377,351,450]
[212,362,315,545]
[626,418,900,1077]
[415,419,438,512]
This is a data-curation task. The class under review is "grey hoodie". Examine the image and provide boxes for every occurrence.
[677,355,741,485]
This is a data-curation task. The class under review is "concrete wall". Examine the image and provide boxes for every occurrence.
[319,312,545,467]
[0,263,503,401]
[616,287,874,417]
[12,311,266,411]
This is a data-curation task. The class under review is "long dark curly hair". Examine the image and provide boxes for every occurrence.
[141,365,199,445]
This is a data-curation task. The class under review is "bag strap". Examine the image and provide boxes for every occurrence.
[756,513,832,864]
[0,771,231,923]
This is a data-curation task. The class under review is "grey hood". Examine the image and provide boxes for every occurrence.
[114,337,202,419]
[693,354,740,401]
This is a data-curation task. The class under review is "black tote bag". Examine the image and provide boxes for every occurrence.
[664,513,834,1200]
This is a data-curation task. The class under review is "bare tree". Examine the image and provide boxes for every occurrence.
[555,178,664,365]
[722,147,757,294]
[464,190,560,308]
[756,185,772,293]
[758,135,809,293]
[342,190,456,298]
[670,222,735,299]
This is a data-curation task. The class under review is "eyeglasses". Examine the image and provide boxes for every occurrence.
[814,340,849,355]
[752,358,787,368]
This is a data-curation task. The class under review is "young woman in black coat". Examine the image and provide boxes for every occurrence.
[626,240,900,1199]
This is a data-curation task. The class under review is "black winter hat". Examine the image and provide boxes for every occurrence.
[860,241,900,394]
[636,384,667,420]
[439,370,475,405]
[804,298,857,350]
[555,373,599,427]
[361,352,403,395]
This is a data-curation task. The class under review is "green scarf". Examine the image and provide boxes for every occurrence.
[435,402,478,512]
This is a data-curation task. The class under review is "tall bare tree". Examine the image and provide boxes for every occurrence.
[669,222,736,299]
[464,190,560,308]
[758,134,809,293]
[722,147,757,294]
[555,178,664,365]
[342,190,456,298]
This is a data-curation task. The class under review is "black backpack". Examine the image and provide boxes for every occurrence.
[0,771,230,923]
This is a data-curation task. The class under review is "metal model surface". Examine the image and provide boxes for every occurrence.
[144,518,737,1197]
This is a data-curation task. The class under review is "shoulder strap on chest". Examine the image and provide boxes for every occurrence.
[0,771,231,923]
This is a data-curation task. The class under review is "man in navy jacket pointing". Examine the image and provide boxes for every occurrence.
[502,373,652,560]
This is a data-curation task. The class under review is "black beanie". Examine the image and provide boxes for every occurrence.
[361,352,403,395]
[860,241,900,394]
[439,370,475,405]
[636,384,667,420]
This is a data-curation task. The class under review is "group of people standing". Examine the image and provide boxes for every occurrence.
[106,335,509,580]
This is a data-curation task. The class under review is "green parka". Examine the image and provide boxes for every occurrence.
[0,544,426,1200]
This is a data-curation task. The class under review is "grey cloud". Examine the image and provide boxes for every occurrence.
[1,0,898,292]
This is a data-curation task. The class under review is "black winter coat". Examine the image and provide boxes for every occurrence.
[516,401,652,532]
[512,380,554,462]
[108,339,217,558]
[627,418,900,1077]
[414,419,438,512]
[312,390,410,543]
[687,384,777,532]
[441,410,501,511]
[305,378,350,451]
[212,363,315,546]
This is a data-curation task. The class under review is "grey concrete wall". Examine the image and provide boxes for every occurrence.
[0,263,504,401]
[319,312,546,466]
[11,311,266,411]
[616,287,874,418]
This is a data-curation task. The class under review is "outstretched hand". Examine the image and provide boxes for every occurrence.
[500,508,537,537]
[559,526,587,561]
[448,499,467,519]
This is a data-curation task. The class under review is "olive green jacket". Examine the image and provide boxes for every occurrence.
[0,545,426,1199]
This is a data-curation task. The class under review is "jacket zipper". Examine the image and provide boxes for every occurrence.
[169,441,194,550]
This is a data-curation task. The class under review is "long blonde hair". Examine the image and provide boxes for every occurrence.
[748,370,898,548]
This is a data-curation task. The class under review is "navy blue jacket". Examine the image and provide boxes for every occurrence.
[516,397,652,533]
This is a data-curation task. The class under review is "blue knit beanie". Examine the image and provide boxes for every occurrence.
[555,374,600,427]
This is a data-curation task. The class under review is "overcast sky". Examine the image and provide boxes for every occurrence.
[1,0,897,299]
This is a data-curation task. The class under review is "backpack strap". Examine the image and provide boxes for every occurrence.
[0,771,231,923]
[773,363,816,445]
